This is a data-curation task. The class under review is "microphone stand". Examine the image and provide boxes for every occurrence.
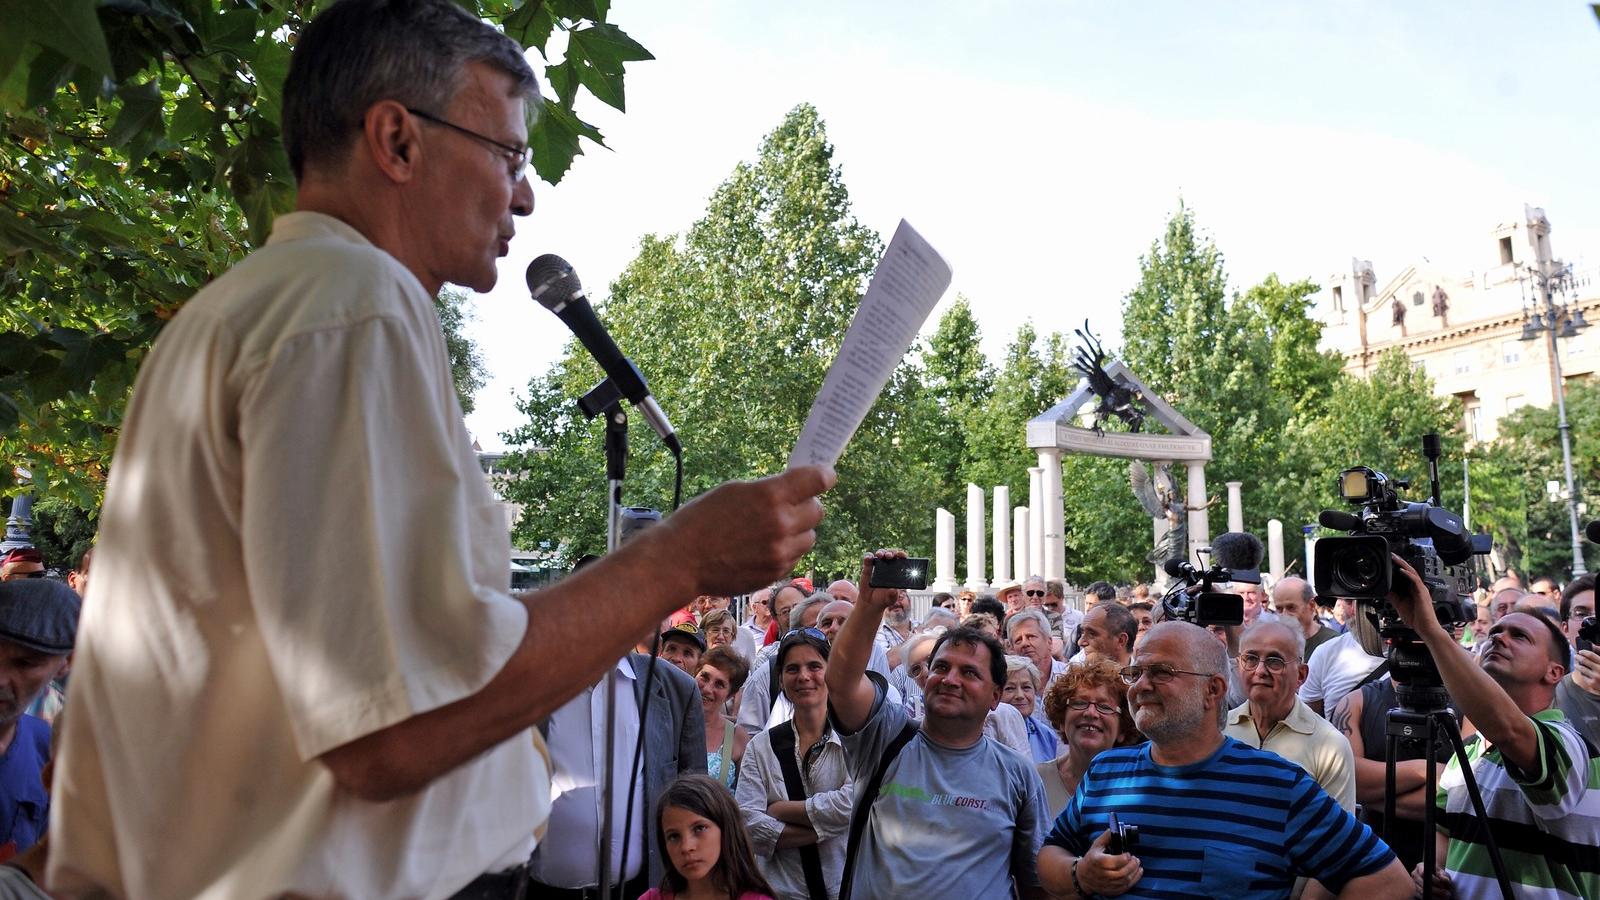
[579,377,628,900]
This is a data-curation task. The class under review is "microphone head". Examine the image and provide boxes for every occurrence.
[1587,519,1600,545]
[1211,531,1264,571]
[1162,558,1188,578]
[1318,509,1364,533]
[526,254,583,308]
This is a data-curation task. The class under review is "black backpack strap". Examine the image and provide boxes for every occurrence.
[838,720,919,900]
[769,722,829,900]
[1351,658,1391,694]
[769,654,783,715]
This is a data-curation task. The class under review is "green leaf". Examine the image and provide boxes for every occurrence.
[24,48,73,107]
[503,1,557,52]
[568,22,653,66]
[547,0,602,20]
[546,57,577,104]
[6,0,114,77]
[108,79,163,147]
[169,92,211,142]
[0,13,29,87]
[240,178,295,248]
[528,100,603,184]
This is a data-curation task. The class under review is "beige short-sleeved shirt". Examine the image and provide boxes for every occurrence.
[1224,697,1358,812]
[49,212,548,899]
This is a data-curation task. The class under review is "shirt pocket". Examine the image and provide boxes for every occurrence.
[1200,844,1261,898]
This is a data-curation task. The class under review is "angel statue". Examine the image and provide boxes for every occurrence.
[1129,460,1187,569]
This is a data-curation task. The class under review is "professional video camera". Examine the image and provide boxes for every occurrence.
[1159,557,1251,627]
[1313,434,1491,712]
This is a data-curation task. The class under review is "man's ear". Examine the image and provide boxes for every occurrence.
[363,100,420,183]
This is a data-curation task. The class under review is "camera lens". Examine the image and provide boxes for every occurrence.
[1332,543,1385,594]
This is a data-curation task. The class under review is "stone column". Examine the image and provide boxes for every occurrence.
[1013,507,1030,584]
[1267,519,1285,581]
[1027,466,1045,579]
[1226,481,1244,534]
[933,508,958,592]
[965,483,988,591]
[992,486,1011,585]
[1186,461,1210,566]
[1038,449,1065,580]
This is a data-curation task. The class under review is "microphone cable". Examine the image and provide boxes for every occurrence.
[615,440,684,892]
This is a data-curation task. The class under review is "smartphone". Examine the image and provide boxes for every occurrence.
[868,557,930,590]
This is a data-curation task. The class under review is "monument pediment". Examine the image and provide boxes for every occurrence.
[1026,361,1212,461]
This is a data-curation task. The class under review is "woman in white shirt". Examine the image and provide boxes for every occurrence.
[735,629,854,900]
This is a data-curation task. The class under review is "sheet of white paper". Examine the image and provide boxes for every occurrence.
[789,219,953,469]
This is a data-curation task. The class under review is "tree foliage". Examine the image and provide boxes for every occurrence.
[1,0,651,509]
[502,105,940,575]
[1475,379,1600,578]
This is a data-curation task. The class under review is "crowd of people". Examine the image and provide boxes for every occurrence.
[4,1,1599,898]
[9,530,1598,899]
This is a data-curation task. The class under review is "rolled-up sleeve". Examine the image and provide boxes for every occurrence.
[735,732,786,858]
[805,783,854,840]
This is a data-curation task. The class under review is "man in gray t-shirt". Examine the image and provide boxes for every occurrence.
[826,551,1049,900]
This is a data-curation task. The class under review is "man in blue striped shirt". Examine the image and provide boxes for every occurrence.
[1037,621,1411,899]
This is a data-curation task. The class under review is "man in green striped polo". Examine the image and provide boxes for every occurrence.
[1387,557,1599,899]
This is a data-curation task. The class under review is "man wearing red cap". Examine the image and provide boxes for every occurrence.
[0,550,44,582]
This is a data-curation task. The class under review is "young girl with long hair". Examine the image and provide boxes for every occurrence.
[641,774,775,900]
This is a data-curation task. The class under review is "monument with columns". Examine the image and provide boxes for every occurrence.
[1026,359,1214,584]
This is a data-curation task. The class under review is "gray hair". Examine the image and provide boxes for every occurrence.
[1004,654,1042,688]
[1239,618,1306,663]
[789,592,833,633]
[1005,609,1052,641]
[283,0,540,180]
[903,632,939,667]
[922,607,959,630]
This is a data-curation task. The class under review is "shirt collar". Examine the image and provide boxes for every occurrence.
[265,210,374,249]
[1227,697,1317,735]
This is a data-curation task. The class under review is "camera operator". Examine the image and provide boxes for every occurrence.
[1386,555,1600,898]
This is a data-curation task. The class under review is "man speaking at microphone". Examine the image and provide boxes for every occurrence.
[47,2,834,898]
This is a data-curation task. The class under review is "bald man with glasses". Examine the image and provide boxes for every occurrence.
[1223,620,1357,813]
[1037,621,1407,900]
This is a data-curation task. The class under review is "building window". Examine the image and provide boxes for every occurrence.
[1499,236,1514,266]
[1331,285,1343,312]
[1465,404,1483,442]
[1502,341,1521,366]
[1412,290,1425,306]
[1453,350,1473,375]
[1506,394,1527,414]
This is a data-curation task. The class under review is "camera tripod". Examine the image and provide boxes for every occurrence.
[1383,705,1515,899]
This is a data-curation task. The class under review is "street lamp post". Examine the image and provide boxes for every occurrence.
[1518,247,1590,575]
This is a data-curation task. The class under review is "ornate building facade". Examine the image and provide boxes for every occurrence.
[1318,207,1598,442]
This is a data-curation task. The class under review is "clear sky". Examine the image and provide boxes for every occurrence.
[464,1,1600,452]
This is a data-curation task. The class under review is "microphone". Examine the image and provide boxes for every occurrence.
[1163,558,1191,579]
[527,254,680,453]
[1586,520,1600,544]
[1318,510,1363,533]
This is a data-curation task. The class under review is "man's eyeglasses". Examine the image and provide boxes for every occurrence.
[1238,653,1294,673]
[1066,698,1119,716]
[1119,664,1215,685]
[1024,590,1046,598]
[405,107,530,182]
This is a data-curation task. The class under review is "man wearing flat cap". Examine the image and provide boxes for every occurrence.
[0,579,79,855]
